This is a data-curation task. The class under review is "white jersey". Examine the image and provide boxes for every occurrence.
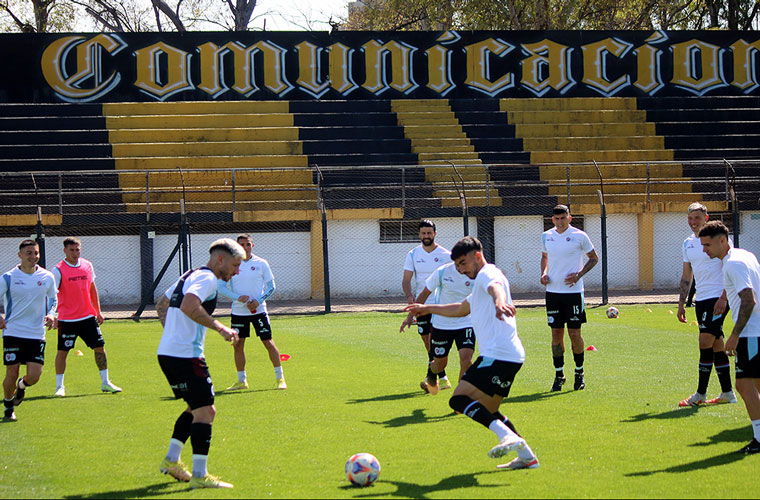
[424,262,473,330]
[542,226,595,293]
[404,244,451,302]
[0,266,57,340]
[722,248,760,337]
[218,255,274,316]
[466,264,525,363]
[682,233,725,301]
[158,268,218,358]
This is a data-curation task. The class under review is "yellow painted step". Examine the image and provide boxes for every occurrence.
[112,141,303,157]
[531,150,674,164]
[539,164,683,180]
[557,192,698,205]
[395,112,459,125]
[507,110,648,124]
[124,200,316,213]
[410,138,472,147]
[106,114,294,129]
[117,170,313,188]
[548,180,693,196]
[421,159,482,166]
[123,190,317,203]
[523,136,665,151]
[440,196,502,207]
[413,145,474,153]
[109,127,300,143]
[515,123,656,137]
[391,100,452,111]
[103,101,290,116]
[418,152,480,161]
[402,125,465,138]
[114,155,308,170]
[500,97,637,112]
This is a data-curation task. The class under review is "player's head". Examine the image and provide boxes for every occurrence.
[698,220,730,260]
[687,202,708,235]
[236,233,254,258]
[209,238,245,281]
[62,236,81,263]
[551,205,572,231]
[18,239,40,267]
[418,219,436,247]
[451,236,485,279]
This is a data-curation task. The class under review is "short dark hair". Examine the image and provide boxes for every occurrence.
[19,239,38,251]
[552,204,570,215]
[451,236,483,260]
[419,219,436,232]
[698,220,729,239]
[63,237,81,247]
[237,233,252,242]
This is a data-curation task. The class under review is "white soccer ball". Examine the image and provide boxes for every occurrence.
[345,453,380,487]
[606,306,620,319]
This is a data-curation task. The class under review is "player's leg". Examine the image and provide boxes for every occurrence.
[706,305,735,404]
[418,314,448,385]
[734,338,760,454]
[255,313,286,389]
[12,359,43,408]
[568,328,586,390]
[227,315,250,390]
[3,363,20,421]
[550,328,566,391]
[425,328,454,393]
[54,321,79,395]
[455,327,475,382]
[157,355,192,482]
[458,348,474,382]
[80,317,120,393]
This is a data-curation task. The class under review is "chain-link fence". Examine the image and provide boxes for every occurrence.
[0,160,758,316]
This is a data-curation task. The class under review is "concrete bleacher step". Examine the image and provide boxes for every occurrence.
[0,130,111,145]
[540,163,684,180]
[0,158,115,171]
[557,192,699,204]
[0,144,111,159]
[506,110,649,124]
[111,141,305,157]
[299,126,405,140]
[532,150,674,164]
[501,97,636,111]
[0,116,106,130]
[522,136,665,151]
[118,169,314,188]
[113,155,308,169]
[515,123,656,137]
[302,139,411,154]
[109,127,300,143]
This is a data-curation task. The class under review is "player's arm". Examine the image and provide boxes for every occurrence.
[488,281,516,319]
[402,270,415,304]
[45,279,57,329]
[156,295,170,327]
[677,262,694,323]
[180,293,239,344]
[249,279,275,312]
[713,289,728,316]
[725,287,756,356]
[0,278,6,328]
[540,252,550,285]
[216,279,249,303]
[405,299,470,318]
[400,288,431,332]
[566,249,599,286]
[89,281,104,324]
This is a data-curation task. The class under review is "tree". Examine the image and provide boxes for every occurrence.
[0,0,76,32]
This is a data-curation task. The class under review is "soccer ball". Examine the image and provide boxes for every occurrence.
[606,306,620,318]
[345,453,380,487]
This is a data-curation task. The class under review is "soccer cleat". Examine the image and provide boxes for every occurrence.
[737,439,760,455]
[189,474,234,489]
[3,410,17,422]
[276,378,287,390]
[54,386,66,397]
[550,375,566,392]
[226,381,249,391]
[574,371,585,391]
[439,377,452,390]
[678,392,706,407]
[706,391,737,405]
[12,381,25,406]
[101,381,122,393]
[159,458,191,482]
[497,456,540,470]
[424,378,439,396]
[419,379,429,394]
[488,434,526,459]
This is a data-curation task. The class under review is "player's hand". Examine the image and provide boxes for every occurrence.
[404,303,428,317]
[219,326,239,345]
[725,334,739,356]
[44,315,54,329]
[53,318,59,330]
[677,304,687,323]
[495,303,516,319]
[246,299,259,312]
[564,273,579,286]
[237,295,250,303]
[713,296,727,316]
[400,313,415,333]
[96,312,105,325]
[0,316,5,329]
[540,274,550,285]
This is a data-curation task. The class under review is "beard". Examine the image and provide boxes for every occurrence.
[421,238,434,246]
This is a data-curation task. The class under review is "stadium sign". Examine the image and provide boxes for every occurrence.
[1,30,758,102]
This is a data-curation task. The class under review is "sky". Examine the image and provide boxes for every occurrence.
[251,0,350,31]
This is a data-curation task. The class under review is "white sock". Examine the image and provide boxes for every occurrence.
[99,369,109,385]
[18,378,27,390]
[56,374,64,388]
[192,454,208,478]
[488,419,518,441]
[166,438,184,462]
[752,419,760,442]
[517,441,536,460]
[237,371,246,383]
[274,366,283,379]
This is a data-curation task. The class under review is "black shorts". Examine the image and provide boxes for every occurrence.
[158,355,215,410]
[230,313,272,341]
[416,314,433,336]
[735,337,760,379]
[695,297,729,337]
[57,317,105,351]
[461,356,522,398]
[430,326,475,358]
[3,336,45,366]
[545,292,586,329]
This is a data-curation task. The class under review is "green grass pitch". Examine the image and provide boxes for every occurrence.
[0,304,758,498]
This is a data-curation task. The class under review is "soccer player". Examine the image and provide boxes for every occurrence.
[217,234,285,390]
[400,261,475,393]
[402,219,452,391]
[540,205,598,392]
[698,221,760,454]
[52,237,121,396]
[405,236,539,470]
[1,240,57,422]
[155,238,244,488]
[677,203,736,407]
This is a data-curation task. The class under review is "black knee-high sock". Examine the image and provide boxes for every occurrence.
[449,395,497,428]
[713,351,733,393]
[172,411,194,443]
[3,398,13,413]
[190,423,212,456]
[573,352,585,371]
[697,348,714,395]
[552,345,564,376]
[493,411,521,437]
[427,350,435,378]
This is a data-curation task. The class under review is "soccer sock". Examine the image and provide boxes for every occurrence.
[166,439,185,463]
[493,411,520,437]
[697,348,714,395]
[573,352,584,372]
[553,358,564,376]
[274,366,283,379]
[171,411,194,443]
[713,351,733,393]
[439,369,447,380]
[56,374,64,388]
[190,423,212,478]
[3,398,13,413]
[752,419,760,442]
[450,395,502,433]
[99,369,109,385]
[237,371,247,383]
[426,362,439,385]
[18,378,27,390]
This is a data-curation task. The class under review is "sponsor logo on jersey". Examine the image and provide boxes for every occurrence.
[5,353,16,362]
[250,266,256,270]
[64,340,74,347]
[38,281,43,286]
[546,237,555,242]
[566,237,571,241]
[547,317,554,324]
[434,347,445,356]
[465,281,471,286]
[434,257,439,262]
[13,280,25,285]
[491,376,511,389]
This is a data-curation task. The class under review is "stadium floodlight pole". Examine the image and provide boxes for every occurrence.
[593,160,608,305]
[314,164,331,313]
[724,159,740,248]
[447,161,469,236]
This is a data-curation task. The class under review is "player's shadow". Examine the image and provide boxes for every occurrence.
[365,408,457,428]
[25,393,99,402]
[63,481,178,499]
[339,470,502,499]
[347,391,425,405]
[621,406,699,422]
[625,450,746,477]
[506,390,575,404]
[688,426,752,447]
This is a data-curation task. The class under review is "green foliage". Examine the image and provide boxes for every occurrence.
[1,305,758,498]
